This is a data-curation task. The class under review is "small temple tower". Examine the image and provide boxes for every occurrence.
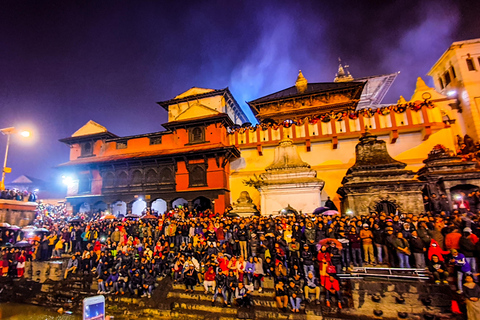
[337,130,424,215]
[244,139,324,215]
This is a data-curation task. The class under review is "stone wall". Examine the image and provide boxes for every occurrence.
[0,200,37,226]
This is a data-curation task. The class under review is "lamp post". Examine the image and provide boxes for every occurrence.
[0,127,31,191]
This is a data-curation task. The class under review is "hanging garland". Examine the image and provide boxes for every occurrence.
[227,99,434,134]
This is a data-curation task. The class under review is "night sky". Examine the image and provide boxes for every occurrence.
[0,0,478,187]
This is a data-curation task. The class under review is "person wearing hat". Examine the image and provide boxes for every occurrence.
[360,224,374,265]
[459,227,478,281]
[450,248,472,293]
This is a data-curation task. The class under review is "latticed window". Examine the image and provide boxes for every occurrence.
[189,165,206,187]
[160,167,173,184]
[145,169,157,184]
[149,136,162,145]
[116,140,128,149]
[81,142,93,156]
[190,127,204,143]
[103,172,115,188]
[131,170,143,185]
[117,172,128,186]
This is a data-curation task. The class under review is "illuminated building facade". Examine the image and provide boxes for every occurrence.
[60,45,477,216]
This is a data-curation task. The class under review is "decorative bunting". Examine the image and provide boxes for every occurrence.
[228,99,434,134]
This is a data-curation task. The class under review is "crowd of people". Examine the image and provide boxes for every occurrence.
[0,201,480,315]
[0,188,37,201]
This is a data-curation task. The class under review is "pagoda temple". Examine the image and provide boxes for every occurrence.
[59,59,467,216]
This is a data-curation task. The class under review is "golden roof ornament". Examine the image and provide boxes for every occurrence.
[397,96,407,104]
[295,70,308,93]
[334,58,354,82]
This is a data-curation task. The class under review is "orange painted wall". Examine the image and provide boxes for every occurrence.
[68,122,231,162]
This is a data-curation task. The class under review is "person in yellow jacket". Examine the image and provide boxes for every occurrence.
[47,234,57,259]
[52,238,65,259]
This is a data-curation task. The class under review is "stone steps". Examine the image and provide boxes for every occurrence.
[167,290,277,308]
[173,299,238,315]
[172,283,275,297]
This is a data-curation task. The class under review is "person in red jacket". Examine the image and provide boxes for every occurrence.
[428,239,449,262]
[204,266,216,294]
[324,275,342,309]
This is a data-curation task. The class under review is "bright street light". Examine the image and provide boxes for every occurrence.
[62,175,74,186]
[0,127,32,191]
[20,131,31,138]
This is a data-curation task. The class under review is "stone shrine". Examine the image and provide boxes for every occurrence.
[417,144,480,209]
[228,191,259,217]
[337,130,424,215]
[245,139,324,215]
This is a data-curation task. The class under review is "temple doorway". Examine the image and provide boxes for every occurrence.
[172,198,188,209]
[375,200,397,215]
[193,196,211,212]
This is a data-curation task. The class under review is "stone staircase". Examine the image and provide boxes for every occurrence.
[0,260,465,320]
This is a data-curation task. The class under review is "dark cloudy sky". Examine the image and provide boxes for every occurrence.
[0,0,478,187]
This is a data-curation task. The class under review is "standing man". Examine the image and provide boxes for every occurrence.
[360,224,374,265]
[395,232,411,268]
[409,230,426,268]
[237,223,248,260]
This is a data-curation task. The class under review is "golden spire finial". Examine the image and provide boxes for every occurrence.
[295,70,308,93]
[334,58,353,82]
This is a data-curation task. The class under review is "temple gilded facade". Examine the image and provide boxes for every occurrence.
[59,42,477,216]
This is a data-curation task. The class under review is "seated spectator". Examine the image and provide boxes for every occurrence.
[64,255,78,279]
[274,260,288,284]
[264,256,275,278]
[287,279,302,313]
[304,271,320,304]
[129,270,142,296]
[429,255,448,284]
[184,264,197,293]
[275,280,288,312]
[235,282,251,308]
[204,266,216,294]
[97,269,109,294]
[226,270,238,307]
[117,265,129,295]
[106,269,119,294]
[142,269,156,298]
[172,259,183,283]
[212,269,228,307]
[324,275,342,309]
